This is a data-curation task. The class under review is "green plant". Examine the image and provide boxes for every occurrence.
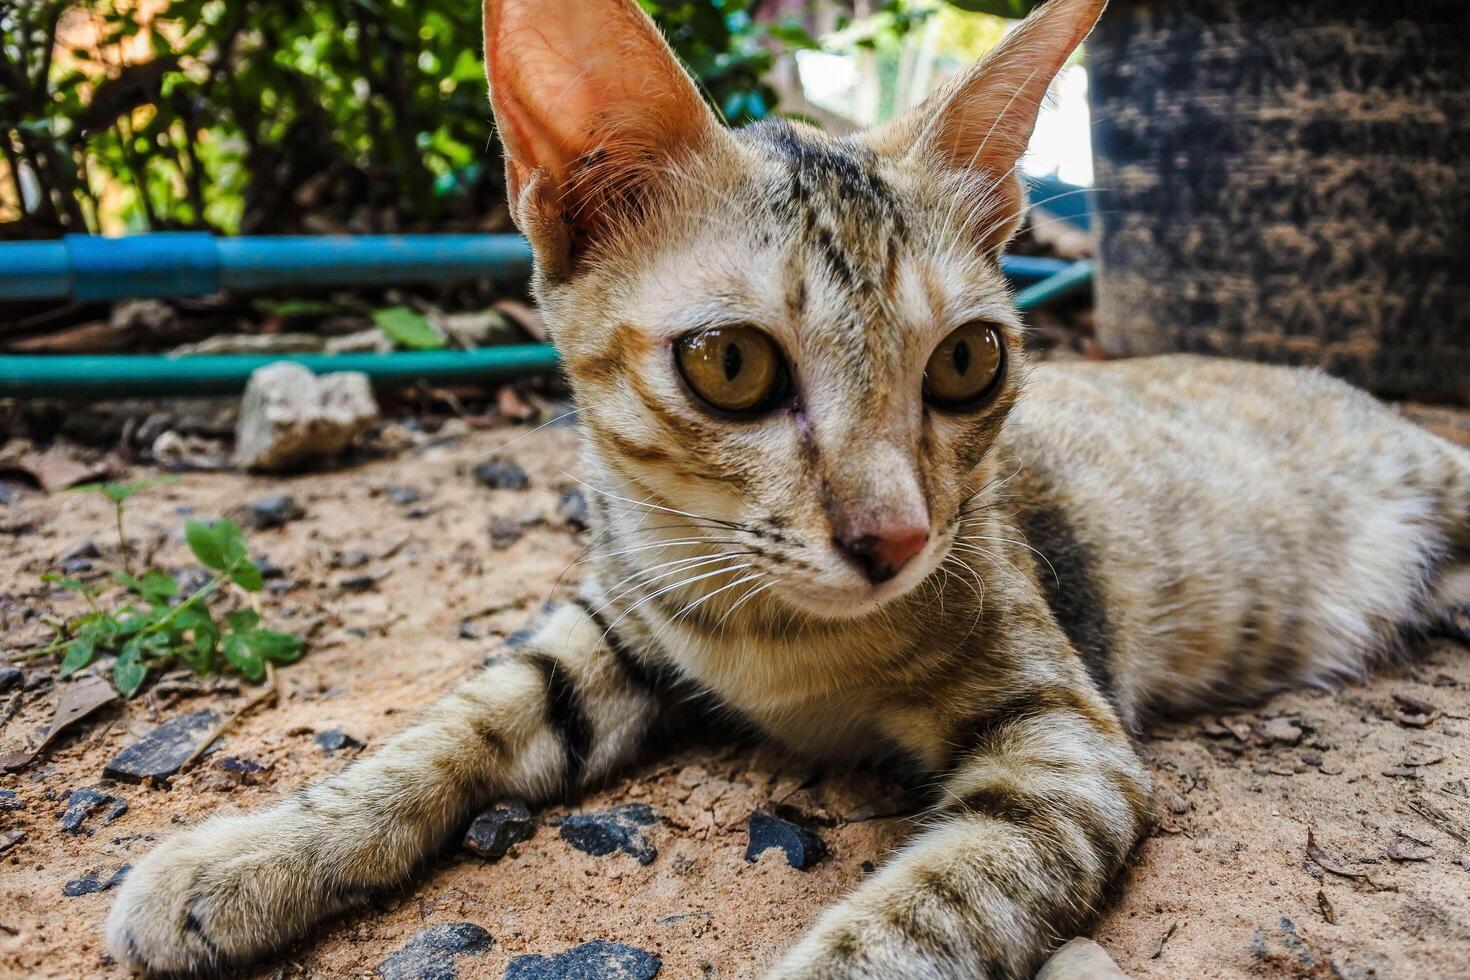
[373,306,444,351]
[2,0,803,239]
[38,495,304,697]
[68,477,177,573]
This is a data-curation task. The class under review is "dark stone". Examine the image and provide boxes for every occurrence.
[60,557,94,574]
[472,458,529,491]
[0,789,23,811]
[215,756,271,774]
[556,488,590,530]
[60,787,128,833]
[505,939,661,980]
[315,729,365,754]
[0,666,20,692]
[463,801,535,860]
[103,709,221,783]
[376,922,492,980]
[173,567,213,595]
[252,554,287,580]
[488,517,524,550]
[338,550,371,569]
[241,495,303,530]
[745,811,827,870]
[268,578,299,595]
[0,829,24,855]
[559,804,657,865]
[503,628,537,649]
[0,483,13,505]
[60,540,101,562]
[339,574,379,592]
[385,485,423,506]
[63,863,131,897]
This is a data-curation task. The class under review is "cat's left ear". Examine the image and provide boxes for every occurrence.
[484,0,723,277]
[866,0,1106,249]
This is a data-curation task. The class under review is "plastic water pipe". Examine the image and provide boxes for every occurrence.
[0,235,1072,302]
[0,233,535,302]
[0,262,1093,399]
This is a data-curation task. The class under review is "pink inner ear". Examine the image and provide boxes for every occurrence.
[485,0,710,189]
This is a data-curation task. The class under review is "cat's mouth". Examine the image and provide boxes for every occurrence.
[779,534,945,619]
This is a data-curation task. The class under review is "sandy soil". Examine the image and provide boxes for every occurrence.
[2,414,1468,980]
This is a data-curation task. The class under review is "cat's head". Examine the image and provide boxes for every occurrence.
[485,0,1103,619]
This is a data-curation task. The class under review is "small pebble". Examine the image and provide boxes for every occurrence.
[472,458,529,491]
[315,730,365,754]
[505,939,660,980]
[384,485,423,506]
[376,922,492,980]
[0,666,20,692]
[746,811,826,870]
[556,488,590,529]
[0,789,23,811]
[59,788,128,834]
[463,801,536,860]
[560,804,657,865]
[104,710,222,783]
[62,863,130,897]
[240,495,303,530]
[489,517,525,549]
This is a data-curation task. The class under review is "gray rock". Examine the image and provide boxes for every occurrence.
[745,811,826,870]
[506,939,660,980]
[0,666,20,692]
[60,557,94,574]
[315,729,364,754]
[60,787,128,833]
[376,922,492,980]
[384,484,423,506]
[0,483,14,505]
[472,458,529,491]
[560,804,657,865]
[0,829,24,855]
[235,362,378,472]
[488,517,525,549]
[61,540,101,562]
[240,494,303,530]
[215,756,271,774]
[103,709,221,783]
[464,801,535,860]
[62,863,131,897]
[1033,939,1131,980]
[0,789,23,810]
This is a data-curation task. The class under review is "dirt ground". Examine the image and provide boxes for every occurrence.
[2,410,1469,980]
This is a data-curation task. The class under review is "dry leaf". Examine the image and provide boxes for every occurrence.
[1385,834,1434,862]
[0,448,112,492]
[0,675,118,772]
[1317,889,1336,924]
[492,298,545,341]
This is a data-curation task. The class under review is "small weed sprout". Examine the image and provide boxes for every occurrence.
[67,477,178,573]
[36,482,305,697]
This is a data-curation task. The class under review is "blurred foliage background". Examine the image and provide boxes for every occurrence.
[0,0,1019,240]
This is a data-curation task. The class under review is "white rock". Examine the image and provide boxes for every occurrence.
[1033,938,1132,980]
[234,362,378,471]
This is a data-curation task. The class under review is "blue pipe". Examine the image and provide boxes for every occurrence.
[0,346,561,399]
[0,233,535,302]
[0,234,1071,302]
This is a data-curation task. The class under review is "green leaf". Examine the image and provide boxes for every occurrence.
[185,518,248,573]
[373,306,445,350]
[246,629,305,665]
[113,640,148,697]
[229,560,264,593]
[60,636,96,677]
[222,633,265,681]
[185,519,230,571]
[42,573,91,592]
[117,569,180,602]
[225,609,261,632]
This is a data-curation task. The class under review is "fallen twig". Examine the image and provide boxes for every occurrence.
[176,664,280,774]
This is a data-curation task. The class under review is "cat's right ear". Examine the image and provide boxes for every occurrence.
[484,0,721,277]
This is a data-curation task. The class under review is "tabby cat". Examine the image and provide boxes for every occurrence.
[106,0,1470,975]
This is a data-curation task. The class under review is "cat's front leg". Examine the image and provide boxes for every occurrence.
[105,602,667,975]
[769,685,1151,980]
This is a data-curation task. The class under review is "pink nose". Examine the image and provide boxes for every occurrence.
[835,525,929,585]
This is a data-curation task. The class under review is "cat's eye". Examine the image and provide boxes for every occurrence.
[924,323,1005,409]
[675,326,790,415]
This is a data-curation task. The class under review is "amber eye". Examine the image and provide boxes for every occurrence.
[923,322,1004,409]
[675,326,789,415]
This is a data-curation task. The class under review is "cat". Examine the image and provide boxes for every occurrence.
[106,0,1470,976]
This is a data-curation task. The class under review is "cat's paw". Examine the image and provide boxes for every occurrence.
[106,808,317,975]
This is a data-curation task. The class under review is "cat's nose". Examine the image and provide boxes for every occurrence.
[836,525,929,584]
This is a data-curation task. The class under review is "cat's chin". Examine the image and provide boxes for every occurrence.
[778,566,933,621]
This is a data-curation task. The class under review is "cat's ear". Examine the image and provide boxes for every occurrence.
[866,0,1106,248]
[484,0,721,275]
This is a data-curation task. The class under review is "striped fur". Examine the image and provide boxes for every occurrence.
[106,0,1470,976]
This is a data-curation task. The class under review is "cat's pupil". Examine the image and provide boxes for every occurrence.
[953,339,971,376]
[724,342,743,382]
